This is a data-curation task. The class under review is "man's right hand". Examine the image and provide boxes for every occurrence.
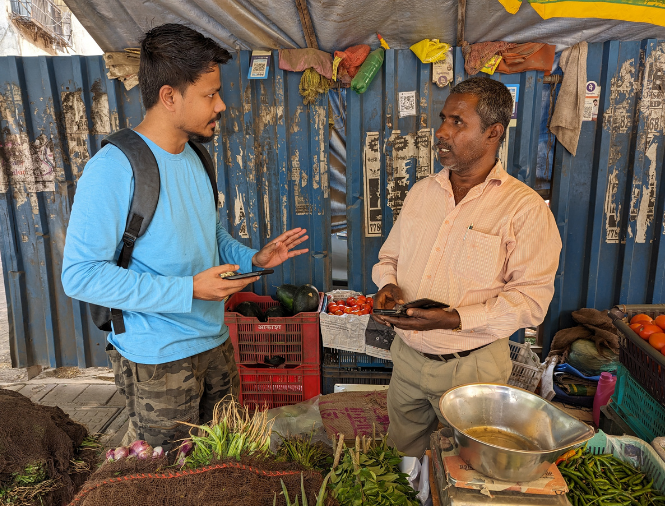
[193,264,260,301]
[372,283,404,325]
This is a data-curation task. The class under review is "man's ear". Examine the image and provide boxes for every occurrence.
[486,123,504,146]
[159,85,178,112]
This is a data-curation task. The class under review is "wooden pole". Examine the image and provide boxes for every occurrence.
[457,0,467,46]
[294,0,319,49]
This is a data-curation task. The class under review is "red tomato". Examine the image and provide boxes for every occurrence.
[335,301,345,306]
[629,323,643,332]
[639,324,662,340]
[328,304,339,313]
[356,295,367,304]
[368,298,374,306]
[360,309,370,315]
[346,297,358,306]
[351,310,361,315]
[344,307,354,314]
[333,310,344,316]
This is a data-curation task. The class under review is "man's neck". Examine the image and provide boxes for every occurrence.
[134,112,188,155]
[448,156,497,190]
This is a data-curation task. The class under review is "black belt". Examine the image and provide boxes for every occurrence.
[423,343,490,362]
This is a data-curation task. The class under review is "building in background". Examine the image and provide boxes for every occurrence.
[0,0,101,56]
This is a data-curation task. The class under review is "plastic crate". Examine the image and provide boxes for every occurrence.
[609,304,665,407]
[224,292,323,366]
[610,365,665,443]
[507,341,546,392]
[323,347,393,369]
[322,365,392,395]
[237,364,321,410]
[586,431,665,494]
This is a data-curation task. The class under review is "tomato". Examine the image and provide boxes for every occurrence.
[356,295,367,304]
[629,323,643,332]
[654,315,665,330]
[346,297,358,306]
[649,332,665,351]
[333,310,344,316]
[368,297,374,306]
[359,309,369,315]
[351,310,361,315]
[639,324,662,340]
[328,304,339,313]
[631,313,653,325]
[344,307,354,314]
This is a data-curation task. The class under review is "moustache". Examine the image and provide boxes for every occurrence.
[210,113,222,123]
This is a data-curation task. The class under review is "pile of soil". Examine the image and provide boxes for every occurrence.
[72,455,337,506]
[0,388,97,505]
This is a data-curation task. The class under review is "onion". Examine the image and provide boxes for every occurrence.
[129,440,151,457]
[152,446,164,459]
[113,446,129,460]
[106,449,115,461]
[137,449,152,459]
[175,440,193,468]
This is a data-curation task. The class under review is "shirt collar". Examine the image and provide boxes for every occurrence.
[436,159,509,192]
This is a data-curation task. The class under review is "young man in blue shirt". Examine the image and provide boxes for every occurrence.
[61,24,308,450]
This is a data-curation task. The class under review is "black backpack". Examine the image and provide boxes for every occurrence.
[88,129,218,334]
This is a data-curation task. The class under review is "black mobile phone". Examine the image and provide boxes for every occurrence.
[373,298,449,318]
[224,269,274,280]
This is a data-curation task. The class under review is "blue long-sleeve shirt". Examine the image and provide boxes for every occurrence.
[62,132,257,364]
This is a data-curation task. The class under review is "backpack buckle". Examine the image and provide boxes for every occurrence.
[122,232,137,248]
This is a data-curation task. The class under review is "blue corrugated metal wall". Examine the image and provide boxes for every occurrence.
[1,41,664,368]
[543,39,665,354]
[0,52,330,368]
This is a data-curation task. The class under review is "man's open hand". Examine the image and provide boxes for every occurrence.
[193,264,259,301]
[252,228,309,269]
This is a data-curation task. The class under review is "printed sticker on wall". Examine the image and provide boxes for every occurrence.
[583,81,601,121]
[506,84,519,127]
[432,48,454,87]
[398,91,417,118]
[248,51,271,79]
[364,132,382,237]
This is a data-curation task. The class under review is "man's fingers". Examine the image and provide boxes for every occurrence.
[214,264,240,274]
[283,233,309,249]
[287,248,309,258]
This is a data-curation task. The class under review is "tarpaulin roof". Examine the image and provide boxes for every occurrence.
[63,0,665,54]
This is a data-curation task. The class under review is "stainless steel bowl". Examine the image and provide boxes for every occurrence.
[439,383,594,482]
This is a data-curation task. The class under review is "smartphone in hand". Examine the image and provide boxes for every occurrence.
[373,298,449,317]
[223,269,274,280]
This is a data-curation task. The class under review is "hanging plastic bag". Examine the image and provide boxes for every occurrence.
[410,39,451,64]
[351,47,385,94]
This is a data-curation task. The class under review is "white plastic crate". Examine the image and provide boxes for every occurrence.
[507,341,546,392]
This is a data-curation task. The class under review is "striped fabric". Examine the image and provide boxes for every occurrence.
[372,161,562,354]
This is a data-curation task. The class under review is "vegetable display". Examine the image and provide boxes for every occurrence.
[326,294,374,316]
[328,433,419,506]
[558,447,665,506]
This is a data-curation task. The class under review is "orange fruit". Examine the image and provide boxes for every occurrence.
[654,315,665,330]
[648,332,665,351]
[630,314,653,325]
[629,323,643,332]
[639,324,662,340]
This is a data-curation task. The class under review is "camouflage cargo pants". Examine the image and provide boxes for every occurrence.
[106,339,240,451]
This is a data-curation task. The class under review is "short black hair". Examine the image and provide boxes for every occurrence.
[138,24,232,109]
[450,77,513,143]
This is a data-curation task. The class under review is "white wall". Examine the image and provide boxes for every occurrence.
[0,0,102,56]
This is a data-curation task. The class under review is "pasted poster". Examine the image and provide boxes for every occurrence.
[583,81,601,121]
[364,132,382,237]
[416,128,435,181]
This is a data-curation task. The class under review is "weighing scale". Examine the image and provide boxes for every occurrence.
[429,429,571,506]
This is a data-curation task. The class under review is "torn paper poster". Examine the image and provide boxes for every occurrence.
[364,132,382,237]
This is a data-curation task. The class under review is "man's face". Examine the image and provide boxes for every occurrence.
[434,93,491,173]
[174,65,226,143]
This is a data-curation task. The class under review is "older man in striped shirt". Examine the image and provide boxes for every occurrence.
[372,77,562,457]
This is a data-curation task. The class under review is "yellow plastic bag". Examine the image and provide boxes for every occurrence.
[410,39,451,64]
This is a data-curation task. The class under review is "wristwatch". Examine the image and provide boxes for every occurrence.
[452,322,462,332]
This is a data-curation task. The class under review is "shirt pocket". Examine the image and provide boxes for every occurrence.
[456,229,502,287]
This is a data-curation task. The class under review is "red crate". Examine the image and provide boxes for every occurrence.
[225,292,323,366]
[237,364,321,410]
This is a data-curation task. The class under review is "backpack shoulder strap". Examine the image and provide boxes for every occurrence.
[188,140,219,210]
[102,129,161,242]
[95,129,160,334]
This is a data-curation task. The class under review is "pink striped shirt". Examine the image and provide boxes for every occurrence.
[372,161,561,354]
